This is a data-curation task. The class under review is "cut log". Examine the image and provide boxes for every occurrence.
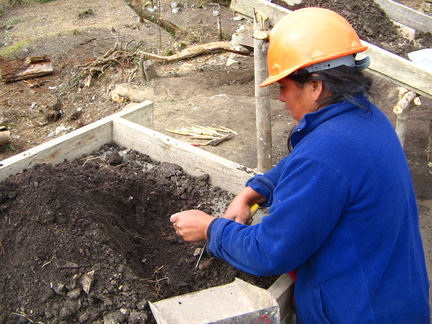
[0,56,54,83]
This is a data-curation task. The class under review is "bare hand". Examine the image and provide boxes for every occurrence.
[223,187,266,224]
[223,201,252,224]
[170,209,214,242]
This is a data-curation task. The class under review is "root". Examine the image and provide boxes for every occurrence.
[74,40,141,88]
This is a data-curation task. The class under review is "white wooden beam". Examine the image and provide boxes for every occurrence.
[112,118,255,194]
[0,101,154,181]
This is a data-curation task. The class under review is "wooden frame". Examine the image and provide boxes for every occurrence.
[0,101,294,322]
[230,0,432,99]
[0,101,254,194]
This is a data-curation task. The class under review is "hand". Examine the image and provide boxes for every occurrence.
[170,209,215,242]
[223,186,266,224]
[223,201,252,224]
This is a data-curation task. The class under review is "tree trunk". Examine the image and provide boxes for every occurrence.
[122,0,180,38]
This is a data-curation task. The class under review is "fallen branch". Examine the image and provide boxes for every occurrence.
[122,0,180,38]
[138,41,251,63]
[206,134,233,146]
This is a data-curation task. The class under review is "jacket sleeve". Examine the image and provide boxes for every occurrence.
[207,156,351,276]
[245,157,289,206]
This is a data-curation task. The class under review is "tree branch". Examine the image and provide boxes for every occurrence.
[122,0,180,38]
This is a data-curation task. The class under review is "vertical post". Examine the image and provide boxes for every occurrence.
[427,120,432,168]
[254,9,272,173]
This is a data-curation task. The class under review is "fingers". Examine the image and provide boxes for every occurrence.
[169,210,214,242]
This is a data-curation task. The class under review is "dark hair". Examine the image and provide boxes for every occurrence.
[288,65,373,108]
[286,65,373,151]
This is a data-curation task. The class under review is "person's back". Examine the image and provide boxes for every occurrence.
[287,97,430,323]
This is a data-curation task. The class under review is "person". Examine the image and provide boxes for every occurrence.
[169,7,430,323]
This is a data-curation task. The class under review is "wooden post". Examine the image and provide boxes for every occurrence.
[254,8,272,173]
[393,89,420,147]
[427,120,432,167]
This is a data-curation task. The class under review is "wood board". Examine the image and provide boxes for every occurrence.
[374,0,432,33]
[230,0,432,99]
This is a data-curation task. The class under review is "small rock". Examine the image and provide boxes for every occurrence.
[226,58,239,67]
[108,151,123,166]
[59,300,81,320]
[128,311,148,324]
[67,288,82,300]
[103,310,127,324]
[136,299,148,311]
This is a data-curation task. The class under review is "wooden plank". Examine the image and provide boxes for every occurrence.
[363,41,432,98]
[374,0,432,33]
[0,56,54,83]
[268,273,295,324]
[230,0,432,99]
[112,118,256,194]
[0,121,112,180]
[0,101,154,181]
[231,0,290,26]
[120,100,154,126]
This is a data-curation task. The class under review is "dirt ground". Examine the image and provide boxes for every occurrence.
[0,0,431,323]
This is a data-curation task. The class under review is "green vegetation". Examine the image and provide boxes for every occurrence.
[78,8,94,18]
[6,16,18,29]
[0,39,32,57]
[1,144,17,152]
[36,0,56,3]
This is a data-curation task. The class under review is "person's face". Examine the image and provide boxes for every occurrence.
[278,77,323,125]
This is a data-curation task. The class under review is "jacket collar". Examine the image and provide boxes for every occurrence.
[291,95,370,148]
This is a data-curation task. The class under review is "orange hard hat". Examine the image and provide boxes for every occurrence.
[260,7,368,87]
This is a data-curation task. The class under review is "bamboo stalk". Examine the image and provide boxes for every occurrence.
[166,129,189,135]
[219,126,238,135]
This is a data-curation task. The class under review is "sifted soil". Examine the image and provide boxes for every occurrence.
[0,142,277,323]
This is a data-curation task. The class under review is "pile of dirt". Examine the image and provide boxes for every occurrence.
[0,143,277,324]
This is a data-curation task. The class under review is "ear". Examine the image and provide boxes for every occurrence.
[310,80,324,101]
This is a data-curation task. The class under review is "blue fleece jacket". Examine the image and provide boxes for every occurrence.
[207,96,430,323]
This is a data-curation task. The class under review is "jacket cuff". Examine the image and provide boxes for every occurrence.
[205,218,219,257]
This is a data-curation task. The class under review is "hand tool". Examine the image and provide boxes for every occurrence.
[195,203,260,269]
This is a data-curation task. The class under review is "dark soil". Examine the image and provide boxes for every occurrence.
[0,143,277,324]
